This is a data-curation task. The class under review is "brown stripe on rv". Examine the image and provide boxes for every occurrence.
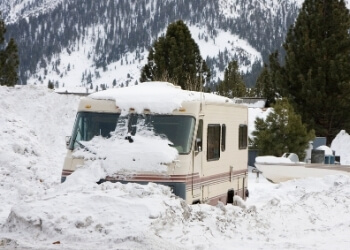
[62,169,248,193]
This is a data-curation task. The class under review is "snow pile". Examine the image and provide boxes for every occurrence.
[246,174,350,249]
[1,85,350,249]
[255,155,294,164]
[331,130,350,165]
[0,85,79,225]
[4,181,182,250]
[4,172,350,250]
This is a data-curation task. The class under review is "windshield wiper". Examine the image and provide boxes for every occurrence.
[76,140,86,149]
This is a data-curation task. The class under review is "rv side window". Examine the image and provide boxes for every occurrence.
[207,124,221,161]
[221,124,226,151]
[195,119,203,152]
[239,124,248,149]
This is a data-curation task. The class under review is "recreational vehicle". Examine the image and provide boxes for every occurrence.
[62,82,249,205]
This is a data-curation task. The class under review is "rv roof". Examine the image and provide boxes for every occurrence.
[89,81,233,114]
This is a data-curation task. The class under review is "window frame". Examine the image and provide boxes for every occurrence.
[221,124,226,152]
[239,124,248,149]
[195,119,203,152]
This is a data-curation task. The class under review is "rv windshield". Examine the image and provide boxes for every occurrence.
[69,112,195,154]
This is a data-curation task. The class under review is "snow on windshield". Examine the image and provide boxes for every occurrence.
[71,127,178,181]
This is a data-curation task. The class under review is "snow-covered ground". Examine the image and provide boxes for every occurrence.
[1,85,350,249]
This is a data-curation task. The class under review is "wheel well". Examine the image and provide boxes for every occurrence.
[226,189,234,204]
[192,199,201,205]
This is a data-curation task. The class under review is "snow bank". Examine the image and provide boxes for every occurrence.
[0,85,79,225]
[1,85,350,249]
[331,130,350,165]
[255,155,293,164]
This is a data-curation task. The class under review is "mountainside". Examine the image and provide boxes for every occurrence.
[0,0,325,90]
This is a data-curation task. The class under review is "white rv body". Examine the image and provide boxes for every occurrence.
[62,83,249,205]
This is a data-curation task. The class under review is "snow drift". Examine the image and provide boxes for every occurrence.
[1,85,350,250]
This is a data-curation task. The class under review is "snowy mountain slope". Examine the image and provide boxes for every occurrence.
[24,23,264,93]
[218,0,302,19]
[1,0,303,24]
[0,0,63,24]
[0,0,302,89]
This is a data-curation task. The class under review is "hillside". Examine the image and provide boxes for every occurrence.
[0,0,337,90]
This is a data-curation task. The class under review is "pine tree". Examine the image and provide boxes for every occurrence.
[140,20,210,91]
[251,99,315,159]
[282,0,350,144]
[217,60,246,98]
[0,14,5,45]
[0,14,20,87]
[255,51,283,107]
[255,64,270,98]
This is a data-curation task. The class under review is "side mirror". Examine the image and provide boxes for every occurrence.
[65,136,71,148]
[195,138,202,152]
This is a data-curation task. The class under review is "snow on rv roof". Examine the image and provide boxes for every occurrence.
[89,81,232,114]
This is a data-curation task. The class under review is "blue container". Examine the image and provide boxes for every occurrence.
[324,155,335,164]
[325,156,330,164]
